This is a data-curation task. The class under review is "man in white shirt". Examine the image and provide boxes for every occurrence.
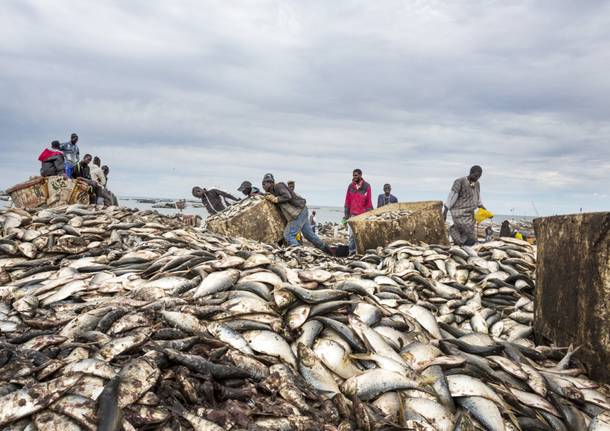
[90,156,107,187]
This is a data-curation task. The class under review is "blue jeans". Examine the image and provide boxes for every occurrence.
[65,163,74,178]
[348,225,356,253]
[284,208,325,249]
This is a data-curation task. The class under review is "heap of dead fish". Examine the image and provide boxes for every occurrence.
[204,196,266,225]
[0,204,609,431]
[315,222,349,242]
[363,210,413,222]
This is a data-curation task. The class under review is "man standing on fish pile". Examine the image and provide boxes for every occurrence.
[262,173,333,254]
[377,183,398,208]
[72,153,104,205]
[60,132,80,178]
[192,186,240,215]
[38,140,65,177]
[443,165,485,246]
[237,180,261,197]
[344,168,373,254]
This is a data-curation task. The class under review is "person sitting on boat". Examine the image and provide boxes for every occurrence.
[101,165,119,206]
[90,156,106,187]
[38,140,65,177]
[72,154,103,205]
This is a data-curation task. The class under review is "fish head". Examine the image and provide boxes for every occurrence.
[297,343,318,367]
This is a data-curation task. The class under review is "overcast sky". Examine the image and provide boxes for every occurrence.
[1,0,609,215]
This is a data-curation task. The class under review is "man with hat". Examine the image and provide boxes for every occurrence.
[237,180,261,197]
[60,132,80,178]
[261,173,332,254]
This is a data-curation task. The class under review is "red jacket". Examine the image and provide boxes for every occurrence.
[38,148,63,162]
[344,180,373,217]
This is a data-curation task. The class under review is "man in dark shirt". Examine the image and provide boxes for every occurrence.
[237,181,261,197]
[72,154,103,204]
[192,186,240,215]
[38,140,65,177]
[262,173,332,254]
[101,165,119,206]
[377,183,398,208]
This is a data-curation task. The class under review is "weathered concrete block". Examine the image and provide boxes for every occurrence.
[533,212,610,383]
[348,201,448,254]
[206,198,286,245]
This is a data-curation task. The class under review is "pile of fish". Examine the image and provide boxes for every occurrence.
[204,196,266,225]
[316,222,349,242]
[363,210,413,221]
[0,205,609,430]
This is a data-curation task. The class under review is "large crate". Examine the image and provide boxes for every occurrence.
[347,200,448,253]
[6,176,90,208]
[206,198,286,245]
[69,179,92,205]
[534,212,610,384]
[6,177,48,208]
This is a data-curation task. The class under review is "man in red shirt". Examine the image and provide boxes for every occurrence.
[344,168,373,254]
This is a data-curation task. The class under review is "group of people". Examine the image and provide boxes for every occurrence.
[37,133,117,206]
[192,165,495,254]
[191,169,408,255]
[192,178,324,250]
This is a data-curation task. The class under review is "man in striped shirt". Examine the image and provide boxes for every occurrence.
[443,165,486,246]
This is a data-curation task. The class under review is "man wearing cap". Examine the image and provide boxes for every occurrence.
[287,180,295,191]
[192,186,240,216]
[237,181,261,197]
[261,173,332,254]
[60,133,80,178]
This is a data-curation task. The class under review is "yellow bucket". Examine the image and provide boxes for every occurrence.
[475,208,494,223]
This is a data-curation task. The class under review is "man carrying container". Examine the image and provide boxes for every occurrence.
[262,173,333,255]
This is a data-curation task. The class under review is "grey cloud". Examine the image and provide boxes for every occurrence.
[1,0,609,216]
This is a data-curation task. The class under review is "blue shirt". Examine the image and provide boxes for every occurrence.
[377,193,398,208]
[60,141,80,165]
